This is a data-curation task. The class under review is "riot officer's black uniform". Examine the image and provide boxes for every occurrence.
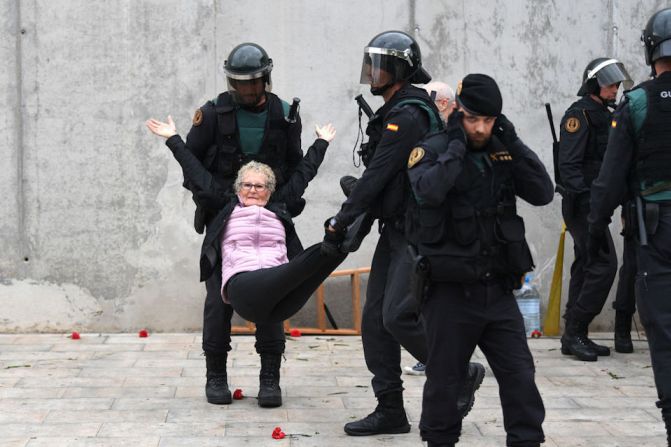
[324,31,484,437]
[557,58,632,362]
[588,8,671,442]
[408,74,551,446]
[183,43,303,407]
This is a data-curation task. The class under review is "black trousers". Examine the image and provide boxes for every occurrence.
[562,199,617,323]
[635,204,671,420]
[227,244,347,324]
[202,264,285,355]
[362,224,428,396]
[420,281,545,446]
[613,223,637,315]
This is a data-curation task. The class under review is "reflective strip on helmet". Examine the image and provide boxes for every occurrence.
[586,59,618,80]
[364,46,414,67]
[224,62,274,81]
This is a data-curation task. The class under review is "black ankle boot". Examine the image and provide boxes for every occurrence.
[561,319,598,361]
[205,351,232,405]
[614,311,634,353]
[456,362,485,418]
[585,335,611,356]
[258,353,282,408]
[343,391,410,436]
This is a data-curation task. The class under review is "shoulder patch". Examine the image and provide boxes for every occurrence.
[386,123,399,132]
[565,116,580,133]
[192,109,203,126]
[408,147,425,168]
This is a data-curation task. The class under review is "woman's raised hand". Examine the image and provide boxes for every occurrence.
[145,115,177,139]
[315,123,336,143]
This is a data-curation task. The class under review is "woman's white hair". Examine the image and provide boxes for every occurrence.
[234,161,277,194]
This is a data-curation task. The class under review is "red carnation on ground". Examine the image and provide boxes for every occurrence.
[138,329,149,338]
[531,330,542,338]
[272,426,286,439]
[289,328,301,337]
[70,331,80,340]
[233,388,244,400]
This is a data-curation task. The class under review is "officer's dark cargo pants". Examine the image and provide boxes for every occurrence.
[419,281,545,446]
[362,224,428,396]
[613,222,637,315]
[635,204,671,421]
[202,262,285,356]
[562,200,617,324]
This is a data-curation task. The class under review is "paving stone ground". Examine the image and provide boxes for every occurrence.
[0,332,663,446]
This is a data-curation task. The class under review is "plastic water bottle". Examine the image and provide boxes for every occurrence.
[514,274,541,337]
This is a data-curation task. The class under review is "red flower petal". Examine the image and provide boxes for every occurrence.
[233,388,243,400]
[290,328,301,337]
[70,331,80,340]
[138,329,149,338]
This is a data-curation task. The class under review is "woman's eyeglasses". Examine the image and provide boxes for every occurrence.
[241,182,268,192]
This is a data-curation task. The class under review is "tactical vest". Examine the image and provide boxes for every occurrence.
[361,87,443,221]
[633,74,671,191]
[565,98,611,187]
[414,136,534,287]
[207,92,293,189]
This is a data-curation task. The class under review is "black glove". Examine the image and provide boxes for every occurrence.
[587,230,610,260]
[494,113,519,147]
[321,217,346,257]
[445,110,466,145]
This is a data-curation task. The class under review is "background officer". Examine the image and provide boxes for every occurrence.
[408,74,552,446]
[324,31,484,436]
[183,42,309,407]
[588,8,671,442]
[557,57,633,361]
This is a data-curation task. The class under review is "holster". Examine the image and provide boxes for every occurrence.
[407,245,431,309]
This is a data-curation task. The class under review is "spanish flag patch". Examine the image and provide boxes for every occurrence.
[611,120,617,128]
[386,123,399,132]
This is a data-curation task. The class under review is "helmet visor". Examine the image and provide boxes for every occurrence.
[592,60,634,91]
[227,76,272,106]
[359,49,411,85]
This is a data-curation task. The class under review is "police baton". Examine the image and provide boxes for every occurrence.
[286,97,300,123]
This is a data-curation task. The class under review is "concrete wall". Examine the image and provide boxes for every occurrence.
[1,0,670,333]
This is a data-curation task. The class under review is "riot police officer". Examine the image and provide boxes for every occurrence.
[588,8,671,442]
[323,31,484,436]
[184,43,309,407]
[557,57,633,362]
[407,74,552,446]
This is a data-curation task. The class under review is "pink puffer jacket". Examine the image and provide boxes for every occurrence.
[220,204,288,302]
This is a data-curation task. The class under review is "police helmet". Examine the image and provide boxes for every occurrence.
[577,57,633,96]
[224,43,273,106]
[360,31,431,95]
[642,8,671,67]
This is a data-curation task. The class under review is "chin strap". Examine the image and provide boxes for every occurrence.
[370,81,394,96]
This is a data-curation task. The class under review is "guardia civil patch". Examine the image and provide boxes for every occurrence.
[408,147,425,168]
[193,109,203,126]
[565,117,580,133]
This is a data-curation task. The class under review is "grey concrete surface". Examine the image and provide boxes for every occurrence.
[2,0,671,332]
[0,333,664,446]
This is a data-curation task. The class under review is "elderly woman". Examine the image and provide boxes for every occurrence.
[146,116,344,323]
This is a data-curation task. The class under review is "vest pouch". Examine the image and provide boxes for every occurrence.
[450,206,477,245]
[418,207,446,245]
[426,239,481,282]
[216,144,239,178]
[496,215,534,274]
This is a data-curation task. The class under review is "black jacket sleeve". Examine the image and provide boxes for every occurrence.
[588,103,634,234]
[558,109,591,195]
[165,134,227,197]
[271,138,329,205]
[509,139,555,206]
[334,105,430,226]
[407,134,466,206]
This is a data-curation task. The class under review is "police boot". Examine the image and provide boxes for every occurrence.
[585,331,611,357]
[456,362,486,418]
[258,353,282,408]
[427,442,456,447]
[343,391,410,436]
[614,311,634,353]
[560,319,598,362]
[205,351,232,405]
[339,175,358,197]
